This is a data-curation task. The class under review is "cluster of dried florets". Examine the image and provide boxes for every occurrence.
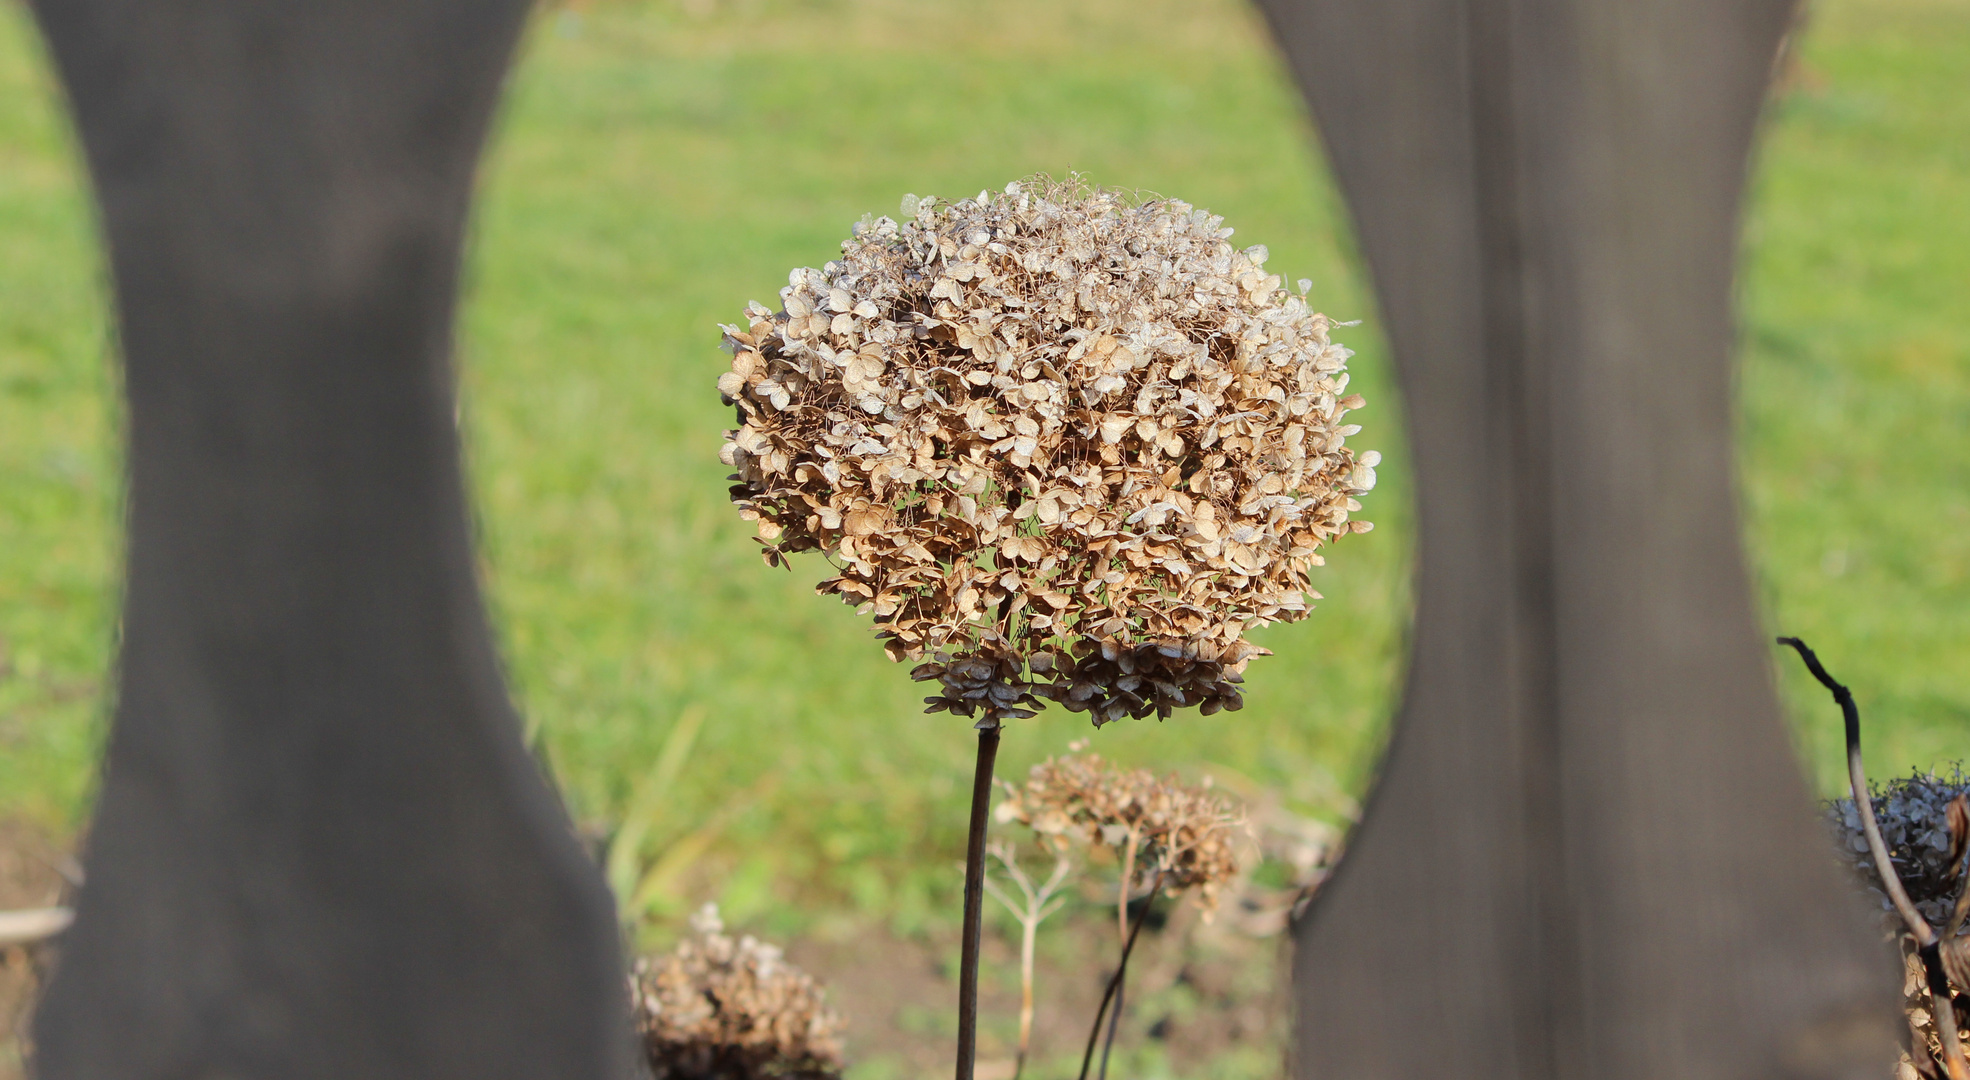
[1901,942,1970,1076]
[719,178,1376,726]
[1826,769,1970,929]
[996,751,1242,914]
[631,905,845,1080]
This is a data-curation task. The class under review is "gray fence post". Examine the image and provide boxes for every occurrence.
[1254,0,1896,1076]
[25,1,632,1077]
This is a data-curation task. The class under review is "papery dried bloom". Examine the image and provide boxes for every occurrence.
[632,904,845,1080]
[719,177,1376,726]
[995,752,1242,914]
[1902,940,1970,1076]
[1825,768,1970,930]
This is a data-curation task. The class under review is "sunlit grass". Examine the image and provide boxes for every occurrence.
[464,0,1406,932]
[1744,0,1970,789]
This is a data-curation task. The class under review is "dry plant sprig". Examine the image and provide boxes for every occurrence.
[719,176,1376,729]
[995,751,1243,919]
[983,840,1073,1080]
[995,751,1242,1080]
[631,904,846,1080]
[1781,637,1969,1080]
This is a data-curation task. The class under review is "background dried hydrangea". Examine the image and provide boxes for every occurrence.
[632,905,845,1080]
[719,178,1375,726]
[1901,941,1970,1078]
[996,751,1242,914]
[1825,768,1970,929]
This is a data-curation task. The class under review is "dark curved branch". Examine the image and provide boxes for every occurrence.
[1778,637,1929,938]
[1779,637,1967,1079]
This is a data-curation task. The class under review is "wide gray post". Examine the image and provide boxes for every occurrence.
[25,1,632,1077]
[1254,0,1895,1077]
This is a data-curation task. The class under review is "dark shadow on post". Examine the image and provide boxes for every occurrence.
[24,1,632,1077]
[1250,0,1898,1076]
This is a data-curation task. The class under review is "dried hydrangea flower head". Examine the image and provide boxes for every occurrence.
[995,751,1243,915]
[720,178,1376,727]
[631,904,846,1080]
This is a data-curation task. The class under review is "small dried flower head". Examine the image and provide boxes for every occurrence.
[632,904,845,1080]
[1826,768,1970,930]
[720,177,1376,727]
[1901,941,1970,1072]
[995,752,1242,914]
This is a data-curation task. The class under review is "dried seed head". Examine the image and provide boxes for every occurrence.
[632,904,846,1080]
[720,177,1376,725]
[1826,768,1970,930]
[996,751,1243,915]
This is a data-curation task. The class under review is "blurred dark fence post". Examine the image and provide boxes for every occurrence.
[24,1,632,1077]
[1252,0,1896,1077]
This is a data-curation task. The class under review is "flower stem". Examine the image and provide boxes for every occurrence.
[1098,978,1124,1080]
[1079,868,1163,1080]
[957,721,1003,1080]
[1015,904,1037,1080]
[1116,826,1139,946]
[985,846,1070,1080]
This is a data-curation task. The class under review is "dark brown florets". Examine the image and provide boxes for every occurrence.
[719,178,1376,726]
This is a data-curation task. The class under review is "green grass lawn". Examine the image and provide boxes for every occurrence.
[0,0,1966,940]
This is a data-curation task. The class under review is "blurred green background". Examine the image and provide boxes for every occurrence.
[0,0,1964,940]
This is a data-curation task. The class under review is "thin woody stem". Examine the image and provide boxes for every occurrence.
[1099,827,1142,1080]
[1098,978,1124,1080]
[957,721,1003,1080]
[1016,905,1036,1080]
[981,867,1038,1080]
[1117,826,1140,947]
[1079,868,1163,1080]
[1780,637,1970,1080]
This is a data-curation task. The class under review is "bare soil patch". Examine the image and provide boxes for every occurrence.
[787,899,1291,1080]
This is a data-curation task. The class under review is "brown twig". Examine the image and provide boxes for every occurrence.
[1078,868,1164,1080]
[1780,637,1970,1080]
[1101,824,1142,1080]
[1098,978,1125,1080]
[1116,825,1140,947]
[957,721,1004,1080]
[0,907,72,948]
